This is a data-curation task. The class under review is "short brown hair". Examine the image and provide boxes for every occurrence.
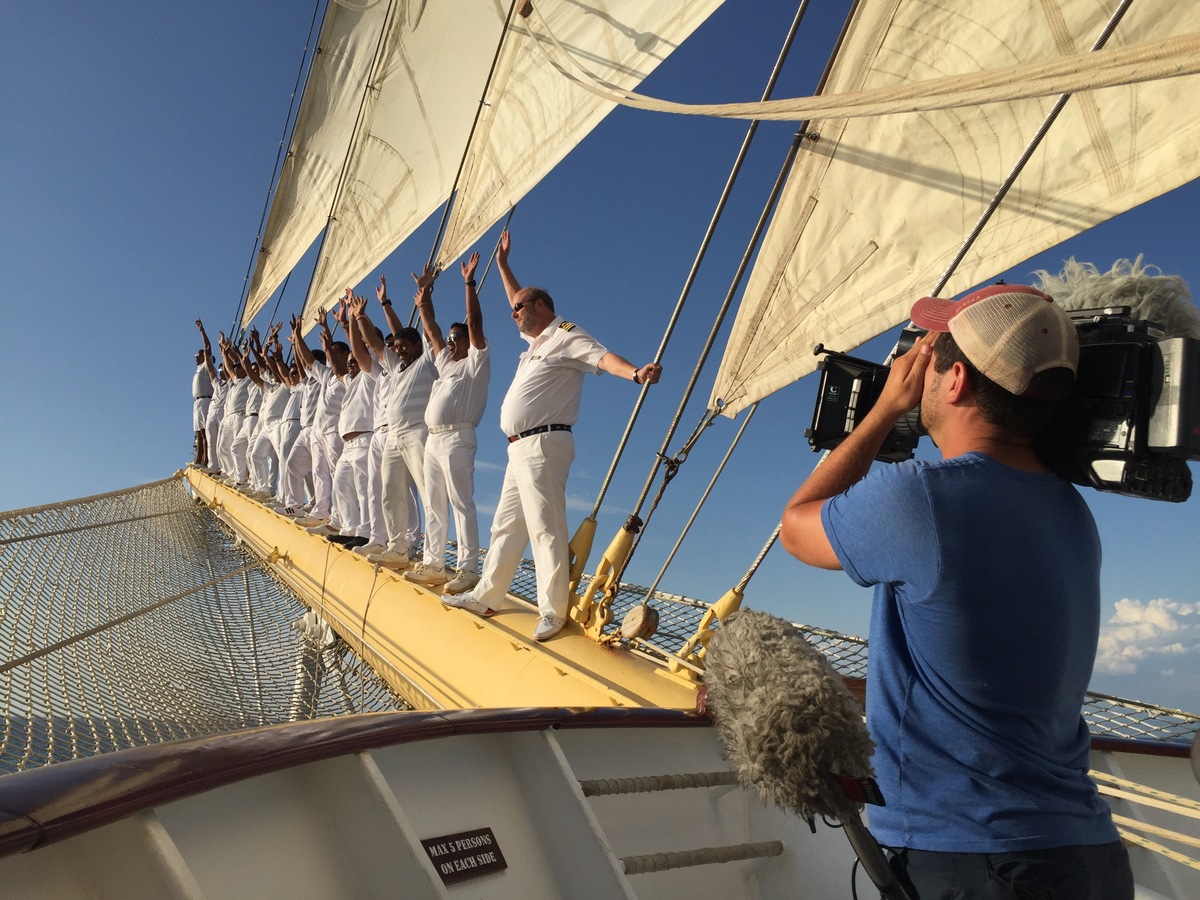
[932,332,1074,438]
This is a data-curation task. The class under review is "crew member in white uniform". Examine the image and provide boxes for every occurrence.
[277,317,325,514]
[443,232,661,641]
[297,311,348,528]
[216,334,251,485]
[204,365,227,475]
[405,254,490,594]
[328,297,378,546]
[192,321,214,467]
[355,281,435,572]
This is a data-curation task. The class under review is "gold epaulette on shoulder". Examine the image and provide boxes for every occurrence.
[559,321,576,332]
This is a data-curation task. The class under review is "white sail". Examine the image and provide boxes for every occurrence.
[243,1,507,328]
[244,0,724,330]
[709,0,1200,416]
[433,0,724,270]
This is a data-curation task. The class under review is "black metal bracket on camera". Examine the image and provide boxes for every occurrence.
[805,331,925,464]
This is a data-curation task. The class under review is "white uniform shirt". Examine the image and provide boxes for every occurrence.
[381,347,435,431]
[426,344,490,428]
[298,374,320,426]
[338,369,378,436]
[226,378,251,416]
[313,360,346,435]
[260,378,289,424]
[499,317,606,435]
[245,382,263,417]
[282,382,303,421]
[193,364,212,399]
[372,360,390,430]
[207,378,227,424]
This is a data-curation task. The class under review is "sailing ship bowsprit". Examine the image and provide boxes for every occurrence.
[2,0,1199,896]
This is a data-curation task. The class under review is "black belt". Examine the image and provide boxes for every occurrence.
[508,424,571,443]
[196,395,212,399]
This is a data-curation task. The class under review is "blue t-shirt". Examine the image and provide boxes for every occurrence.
[822,453,1119,852]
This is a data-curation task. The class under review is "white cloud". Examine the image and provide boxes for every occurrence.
[1095,598,1200,675]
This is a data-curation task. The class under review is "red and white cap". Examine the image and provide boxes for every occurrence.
[910,284,1079,396]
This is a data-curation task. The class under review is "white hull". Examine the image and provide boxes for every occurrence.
[0,709,1194,899]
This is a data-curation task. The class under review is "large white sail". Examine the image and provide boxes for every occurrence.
[709,0,1200,416]
[433,0,724,270]
[244,0,724,329]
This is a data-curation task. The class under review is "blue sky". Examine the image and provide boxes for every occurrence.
[3,1,1197,712]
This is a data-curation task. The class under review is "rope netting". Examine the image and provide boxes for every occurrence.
[2,478,1196,776]
[0,479,403,774]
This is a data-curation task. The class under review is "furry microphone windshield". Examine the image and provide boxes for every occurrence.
[703,608,876,822]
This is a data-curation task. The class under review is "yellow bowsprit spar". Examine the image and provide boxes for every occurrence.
[186,467,703,711]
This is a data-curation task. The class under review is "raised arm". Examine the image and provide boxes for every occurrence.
[348,295,378,372]
[598,352,662,387]
[376,275,405,340]
[196,319,217,380]
[242,329,266,387]
[462,252,486,349]
[494,230,521,305]
[320,309,347,378]
[411,264,443,355]
[290,313,314,370]
[218,332,242,380]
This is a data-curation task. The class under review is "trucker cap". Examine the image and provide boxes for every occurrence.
[909,283,1079,396]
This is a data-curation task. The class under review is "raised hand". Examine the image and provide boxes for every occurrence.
[461,252,480,282]
[496,230,510,264]
[410,264,438,291]
[376,275,388,304]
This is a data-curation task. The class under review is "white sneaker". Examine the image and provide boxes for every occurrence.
[405,563,448,586]
[293,515,325,526]
[367,549,412,570]
[441,593,495,617]
[533,615,566,642]
[306,523,340,536]
[443,571,480,594]
[354,543,386,557]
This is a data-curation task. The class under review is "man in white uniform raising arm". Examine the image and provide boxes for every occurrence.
[443,231,661,642]
[405,253,490,594]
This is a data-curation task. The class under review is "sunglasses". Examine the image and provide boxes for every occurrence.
[512,297,540,313]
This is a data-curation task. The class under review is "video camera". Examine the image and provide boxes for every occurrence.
[805,307,1200,502]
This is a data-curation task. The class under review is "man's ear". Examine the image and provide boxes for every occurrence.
[945,360,972,403]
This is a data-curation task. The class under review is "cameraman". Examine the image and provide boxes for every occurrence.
[781,285,1131,899]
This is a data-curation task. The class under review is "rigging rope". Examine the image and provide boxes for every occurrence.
[524,4,1200,124]
[599,0,861,602]
[930,0,1137,297]
[639,403,759,605]
[578,0,816,522]
[231,0,325,339]
[423,0,525,274]
[296,0,403,330]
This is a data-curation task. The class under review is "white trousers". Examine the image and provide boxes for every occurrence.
[365,429,388,546]
[311,430,343,521]
[281,425,316,508]
[424,427,480,574]
[205,414,223,470]
[249,424,277,492]
[331,433,372,538]
[217,412,245,481]
[474,431,574,619]
[380,426,428,559]
[232,415,258,483]
[272,420,302,501]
